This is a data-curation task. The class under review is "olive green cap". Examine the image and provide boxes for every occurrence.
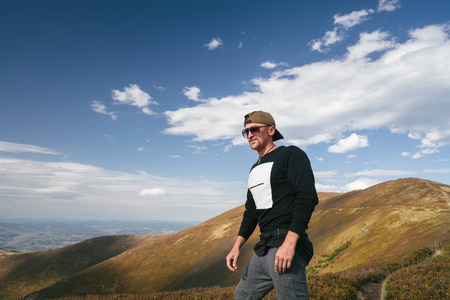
[244,110,284,141]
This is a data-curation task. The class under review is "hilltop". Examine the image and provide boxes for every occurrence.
[0,178,449,299]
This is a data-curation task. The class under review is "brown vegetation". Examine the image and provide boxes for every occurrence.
[0,178,448,299]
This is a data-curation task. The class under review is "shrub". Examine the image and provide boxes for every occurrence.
[384,247,450,300]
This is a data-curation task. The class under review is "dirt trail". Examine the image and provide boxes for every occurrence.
[357,248,444,300]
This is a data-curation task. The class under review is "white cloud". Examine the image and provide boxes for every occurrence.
[0,158,244,220]
[223,144,233,152]
[420,128,450,148]
[164,24,450,155]
[183,86,202,101]
[142,107,156,115]
[408,132,422,140]
[401,152,410,157]
[310,28,346,53]
[261,61,278,69]
[412,147,440,159]
[315,177,381,193]
[412,152,423,159]
[409,128,450,159]
[153,85,166,92]
[288,134,333,149]
[347,155,357,159]
[377,0,401,12]
[0,141,60,155]
[344,177,380,191]
[260,61,289,69]
[310,8,375,52]
[204,37,223,50]
[315,183,341,193]
[139,188,166,196]
[112,84,157,108]
[328,133,369,153]
[334,9,375,29]
[91,101,117,120]
[346,169,415,177]
[424,168,450,174]
[347,30,397,60]
[189,145,208,154]
[314,170,338,179]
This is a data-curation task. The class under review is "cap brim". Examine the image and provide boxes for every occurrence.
[273,129,284,141]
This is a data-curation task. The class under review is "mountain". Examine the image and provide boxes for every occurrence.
[308,178,449,272]
[0,235,164,299]
[0,178,448,299]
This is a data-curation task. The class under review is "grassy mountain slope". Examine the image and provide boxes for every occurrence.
[165,192,339,292]
[25,206,254,298]
[307,178,449,272]
[1,178,448,299]
[0,235,163,299]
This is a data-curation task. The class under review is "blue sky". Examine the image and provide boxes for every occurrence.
[1,0,449,221]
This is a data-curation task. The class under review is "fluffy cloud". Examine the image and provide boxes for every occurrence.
[0,141,60,155]
[111,84,159,116]
[260,61,289,69]
[310,28,345,53]
[343,177,381,191]
[315,176,380,192]
[112,84,157,108]
[334,9,375,29]
[164,24,450,156]
[347,30,397,60]
[139,188,166,196]
[377,0,401,12]
[142,107,156,115]
[311,0,402,53]
[91,101,117,120]
[183,86,202,101]
[328,133,369,153]
[310,8,375,52]
[204,37,223,50]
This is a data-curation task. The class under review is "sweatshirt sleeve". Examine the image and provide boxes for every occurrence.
[286,146,319,235]
[238,189,258,240]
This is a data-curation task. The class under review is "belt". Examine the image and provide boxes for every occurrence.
[260,228,289,239]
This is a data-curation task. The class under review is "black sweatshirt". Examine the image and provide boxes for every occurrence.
[238,146,319,264]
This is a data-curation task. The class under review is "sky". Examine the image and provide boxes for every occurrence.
[1,0,449,222]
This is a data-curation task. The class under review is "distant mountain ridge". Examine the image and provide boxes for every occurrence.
[0,178,448,299]
[0,219,197,253]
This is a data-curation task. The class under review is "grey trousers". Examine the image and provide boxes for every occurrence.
[234,247,309,300]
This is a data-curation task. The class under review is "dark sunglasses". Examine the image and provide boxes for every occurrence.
[242,125,270,138]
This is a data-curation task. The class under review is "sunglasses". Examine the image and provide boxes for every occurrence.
[242,125,270,138]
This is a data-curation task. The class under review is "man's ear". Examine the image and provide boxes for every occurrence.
[269,126,276,136]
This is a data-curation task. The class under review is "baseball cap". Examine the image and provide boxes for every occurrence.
[244,110,284,141]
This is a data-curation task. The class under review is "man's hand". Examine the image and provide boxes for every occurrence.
[275,243,295,273]
[226,247,240,272]
[275,231,299,274]
[226,235,246,272]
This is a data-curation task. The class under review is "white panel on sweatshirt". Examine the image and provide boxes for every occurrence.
[248,162,274,209]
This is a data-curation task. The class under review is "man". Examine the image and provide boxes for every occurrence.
[226,110,318,299]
